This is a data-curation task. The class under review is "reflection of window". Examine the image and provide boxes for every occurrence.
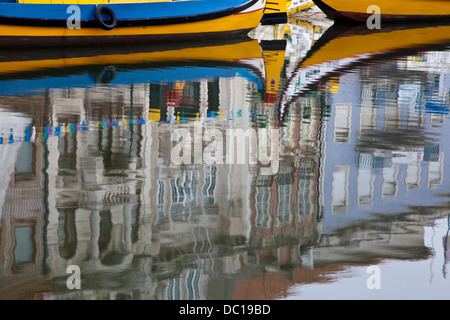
[14,225,35,265]
[58,132,77,174]
[170,177,187,219]
[384,105,400,130]
[359,104,376,133]
[167,276,181,300]
[277,184,291,225]
[255,187,271,228]
[187,270,201,300]
[406,163,421,190]
[157,180,166,220]
[203,166,217,206]
[298,171,311,216]
[58,208,77,259]
[382,165,398,197]
[207,80,220,111]
[358,154,374,206]
[334,103,351,143]
[331,165,349,214]
[171,177,185,204]
[15,142,34,181]
[188,171,199,207]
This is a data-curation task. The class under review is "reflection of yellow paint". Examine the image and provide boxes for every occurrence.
[263,48,286,94]
[328,78,339,93]
[279,25,291,40]
[301,25,450,69]
[285,0,292,9]
[149,109,161,122]
[0,39,262,75]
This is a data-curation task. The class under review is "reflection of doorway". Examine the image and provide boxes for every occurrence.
[98,210,112,254]
[57,208,77,259]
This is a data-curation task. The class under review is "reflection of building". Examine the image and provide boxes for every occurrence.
[320,54,450,234]
[17,61,261,299]
[0,110,50,299]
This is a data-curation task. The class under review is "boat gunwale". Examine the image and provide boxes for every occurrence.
[0,0,260,27]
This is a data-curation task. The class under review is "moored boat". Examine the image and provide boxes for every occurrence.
[0,0,265,47]
[312,0,450,23]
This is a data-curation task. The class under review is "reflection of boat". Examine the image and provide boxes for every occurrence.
[0,0,265,47]
[313,0,450,23]
[280,23,450,118]
[0,38,266,95]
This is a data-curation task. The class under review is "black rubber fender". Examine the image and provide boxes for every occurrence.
[94,6,117,31]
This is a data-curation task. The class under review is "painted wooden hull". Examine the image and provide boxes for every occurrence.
[313,0,450,23]
[0,0,265,47]
[280,22,450,119]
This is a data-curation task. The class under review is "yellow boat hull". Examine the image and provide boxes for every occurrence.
[0,1,265,47]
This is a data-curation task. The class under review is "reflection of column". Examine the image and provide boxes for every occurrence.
[331,165,349,214]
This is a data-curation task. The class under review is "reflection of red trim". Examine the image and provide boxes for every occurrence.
[264,93,277,104]
[313,0,450,22]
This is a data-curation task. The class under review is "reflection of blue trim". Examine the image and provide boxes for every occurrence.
[0,66,264,96]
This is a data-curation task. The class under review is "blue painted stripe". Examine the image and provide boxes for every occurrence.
[0,0,250,21]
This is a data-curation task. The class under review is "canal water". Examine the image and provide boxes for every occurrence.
[0,11,449,300]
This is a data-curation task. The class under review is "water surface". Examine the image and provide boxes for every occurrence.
[0,19,449,300]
